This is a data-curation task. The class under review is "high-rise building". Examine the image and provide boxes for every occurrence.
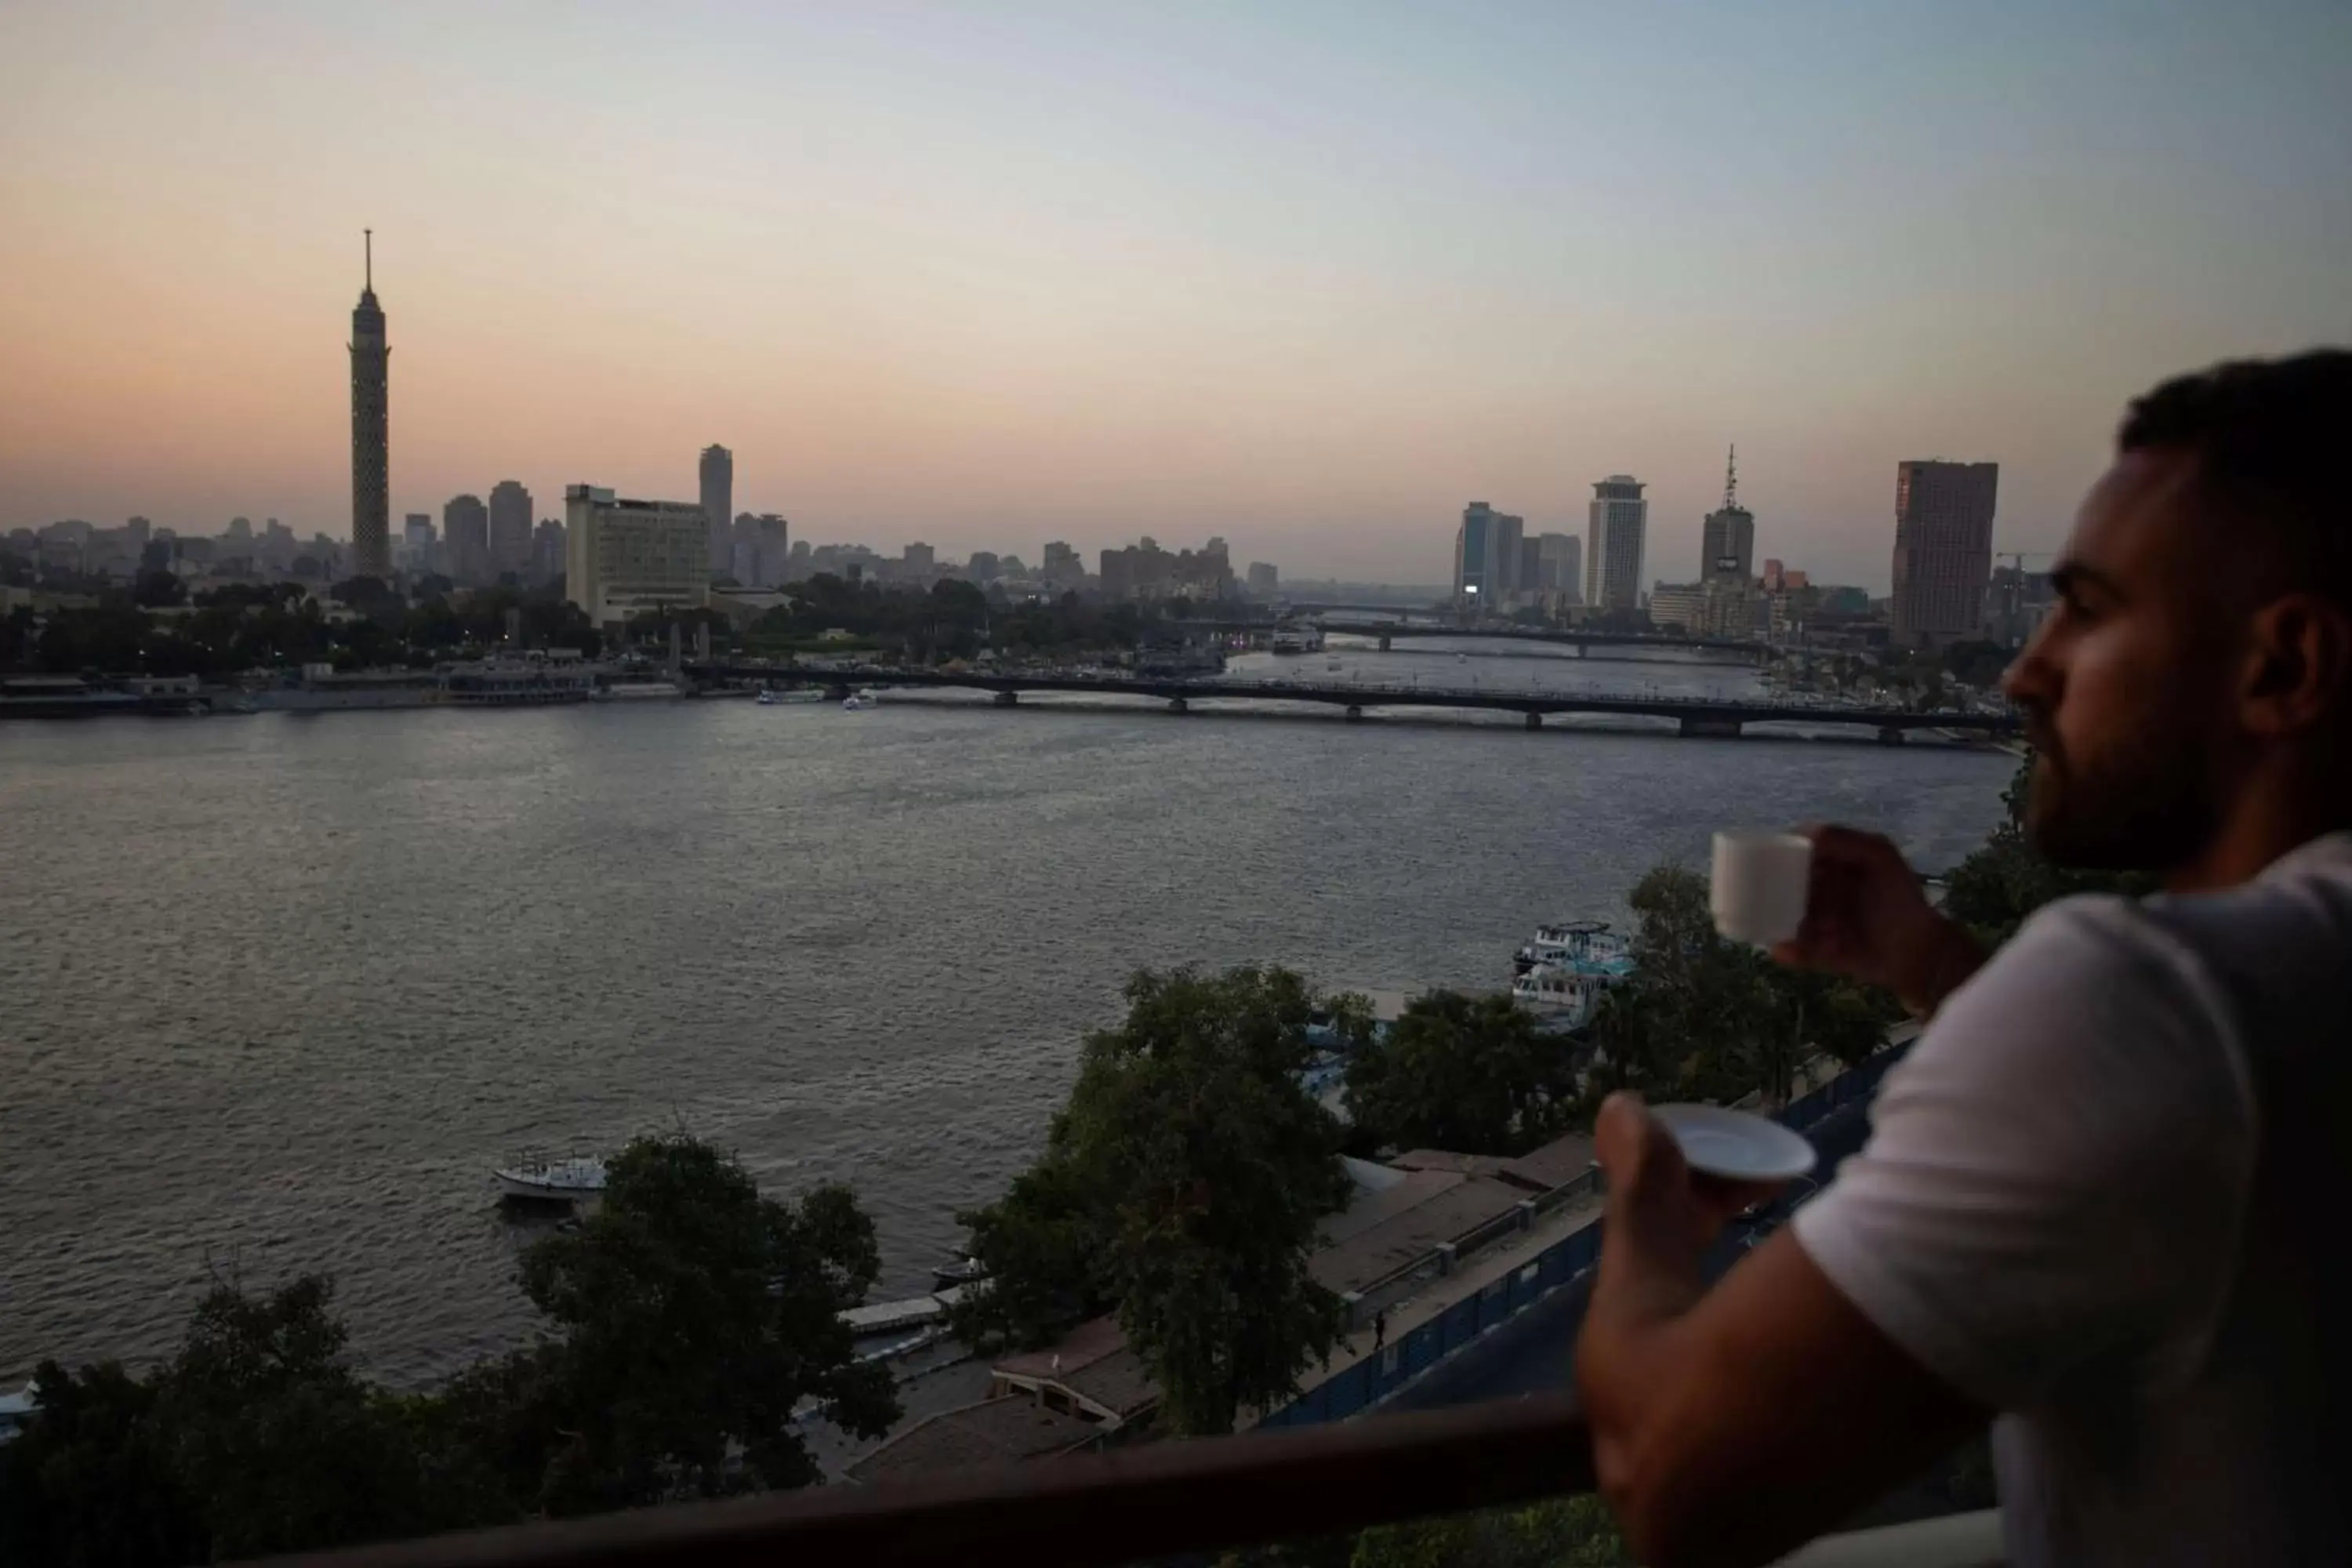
[1585,477,1647,613]
[565,485,710,628]
[699,445,733,572]
[967,551,1002,583]
[1700,446,1755,584]
[1891,459,1999,647]
[1247,561,1279,597]
[1453,502,1524,610]
[530,518,567,584]
[902,542,935,575]
[488,481,533,579]
[1518,537,1544,596]
[443,493,490,585]
[1042,541,1083,589]
[348,231,391,581]
[1537,533,1581,602]
[401,514,434,575]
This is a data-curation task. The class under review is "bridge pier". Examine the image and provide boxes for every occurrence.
[1345,705,1364,722]
[825,683,852,702]
[1167,696,1189,715]
[1377,633,1392,652]
[1679,716,1744,739]
[1523,711,1544,730]
[1877,726,1905,746]
[993,690,1019,706]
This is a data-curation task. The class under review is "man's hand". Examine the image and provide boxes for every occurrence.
[1770,826,1987,1016]
[1596,1094,1779,1263]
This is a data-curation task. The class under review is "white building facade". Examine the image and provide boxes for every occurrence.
[564,485,710,629]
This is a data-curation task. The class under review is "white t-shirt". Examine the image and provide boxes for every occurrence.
[1793,832,2352,1566]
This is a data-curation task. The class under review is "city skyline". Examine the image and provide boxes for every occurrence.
[3,3,2347,589]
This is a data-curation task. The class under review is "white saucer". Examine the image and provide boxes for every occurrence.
[1651,1104,1818,1182]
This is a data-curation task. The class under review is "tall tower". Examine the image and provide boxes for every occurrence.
[1891,459,1999,648]
[699,445,733,573]
[348,230,392,581]
[1700,445,1755,583]
[1585,476,1647,612]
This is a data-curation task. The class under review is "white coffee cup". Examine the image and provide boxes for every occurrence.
[1711,830,1813,946]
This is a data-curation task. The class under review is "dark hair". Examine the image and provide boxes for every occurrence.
[2118,349,2352,606]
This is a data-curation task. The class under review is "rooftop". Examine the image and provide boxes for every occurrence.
[844,1396,1099,1485]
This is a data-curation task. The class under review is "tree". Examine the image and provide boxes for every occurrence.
[0,1359,207,1568]
[131,569,186,608]
[514,1135,899,1511]
[954,967,1356,1435]
[160,1275,454,1559]
[1345,990,1580,1156]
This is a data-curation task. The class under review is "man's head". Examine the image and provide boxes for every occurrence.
[2004,350,2352,872]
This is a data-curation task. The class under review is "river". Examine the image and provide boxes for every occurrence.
[0,641,2013,1385]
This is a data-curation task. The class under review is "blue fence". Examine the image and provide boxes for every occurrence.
[1255,1040,1915,1431]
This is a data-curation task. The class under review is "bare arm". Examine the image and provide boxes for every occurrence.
[1574,1098,1987,1568]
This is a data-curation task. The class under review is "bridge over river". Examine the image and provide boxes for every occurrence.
[1191,617,1766,659]
[688,663,2020,742]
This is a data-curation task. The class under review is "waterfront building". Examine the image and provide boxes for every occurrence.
[488,481,533,579]
[1247,561,1279,597]
[1585,477,1647,613]
[699,445,733,573]
[348,232,392,581]
[564,484,709,629]
[1890,459,1999,647]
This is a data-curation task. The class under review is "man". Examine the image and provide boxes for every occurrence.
[1576,350,2351,1567]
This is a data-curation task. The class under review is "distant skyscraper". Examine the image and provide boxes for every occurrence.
[967,550,1002,583]
[530,518,567,584]
[1247,561,1279,597]
[443,493,490,585]
[488,481,533,578]
[1537,533,1581,602]
[1891,459,1999,647]
[902,542,936,575]
[403,513,434,574]
[1042,540,1083,588]
[566,485,710,627]
[1700,446,1755,584]
[348,231,391,581]
[1585,476,1647,613]
[1453,502,1523,609]
[699,445,733,572]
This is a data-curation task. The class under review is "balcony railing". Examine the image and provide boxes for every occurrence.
[253,1393,1594,1568]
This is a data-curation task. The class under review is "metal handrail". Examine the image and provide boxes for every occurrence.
[248,1394,1594,1568]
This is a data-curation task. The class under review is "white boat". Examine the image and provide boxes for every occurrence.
[0,1381,37,1446]
[841,691,878,711]
[757,687,824,706]
[1512,918,1630,976]
[495,1156,607,1202]
[1511,962,1613,1029]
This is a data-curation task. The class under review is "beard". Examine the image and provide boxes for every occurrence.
[2024,717,2220,871]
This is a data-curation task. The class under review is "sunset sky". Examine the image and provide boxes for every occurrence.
[2,2,2346,588]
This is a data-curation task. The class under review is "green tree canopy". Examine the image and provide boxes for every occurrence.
[953,966,1358,1435]
[515,1135,899,1511]
[1344,989,1580,1156]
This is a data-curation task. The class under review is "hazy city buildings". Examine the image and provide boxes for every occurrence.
[564,485,710,629]
[1453,502,1523,610]
[1536,533,1581,604]
[1247,561,1279,597]
[699,445,733,573]
[1042,541,1083,590]
[488,481,533,579]
[530,518,567,584]
[402,513,434,575]
[902,542,936,576]
[728,513,789,588]
[1585,477,1647,613]
[967,550,1001,583]
[1700,448,1754,584]
[348,232,391,581]
[1890,459,1999,647]
[442,493,490,586]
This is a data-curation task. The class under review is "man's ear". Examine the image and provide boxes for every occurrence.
[2240,593,2352,738]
